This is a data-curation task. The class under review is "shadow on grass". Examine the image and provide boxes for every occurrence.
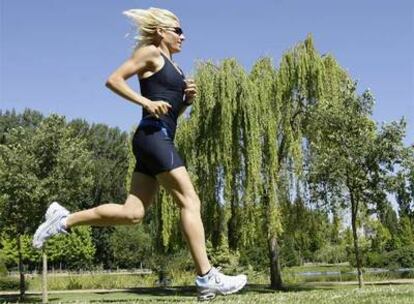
[0,295,62,303]
[246,283,334,293]
[98,286,197,297]
[113,283,321,296]
[364,281,414,286]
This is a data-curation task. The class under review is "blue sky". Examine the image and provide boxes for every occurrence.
[1,0,413,143]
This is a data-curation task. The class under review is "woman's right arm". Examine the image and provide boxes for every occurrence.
[106,46,172,117]
[106,46,172,118]
[105,46,158,108]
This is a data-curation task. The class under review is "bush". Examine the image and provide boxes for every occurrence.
[366,252,387,268]
[365,245,414,269]
[168,250,194,273]
[314,244,347,264]
[0,253,8,276]
[386,245,414,269]
[206,239,240,272]
[0,276,20,291]
[279,239,302,267]
[67,277,83,290]
[239,244,268,270]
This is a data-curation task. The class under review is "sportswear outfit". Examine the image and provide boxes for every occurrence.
[133,52,187,178]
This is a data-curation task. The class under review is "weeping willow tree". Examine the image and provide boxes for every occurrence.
[181,36,332,289]
[151,35,364,289]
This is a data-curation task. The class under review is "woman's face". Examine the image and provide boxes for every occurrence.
[161,21,185,54]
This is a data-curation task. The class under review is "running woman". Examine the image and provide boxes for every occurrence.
[32,7,247,301]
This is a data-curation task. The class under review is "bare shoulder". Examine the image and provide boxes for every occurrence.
[131,45,161,67]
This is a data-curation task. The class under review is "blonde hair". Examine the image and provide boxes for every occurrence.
[123,7,179,47]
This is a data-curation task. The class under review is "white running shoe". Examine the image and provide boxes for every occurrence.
[32,202,70,249]
[195,267,247,301]
[45,201,65,220]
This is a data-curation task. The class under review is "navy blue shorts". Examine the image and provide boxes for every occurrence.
[132,119,185,178]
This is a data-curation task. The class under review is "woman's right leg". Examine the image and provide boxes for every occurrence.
[66,172,158,228]
[33,172,158,249]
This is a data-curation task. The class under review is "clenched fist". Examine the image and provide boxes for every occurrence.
[184,79,197,105]
[143,100,172,119]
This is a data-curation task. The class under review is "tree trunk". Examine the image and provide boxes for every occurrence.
[350,190,364,288]
[42,251,48,304]
[17,235,25,300]
[218,204,228,246]
[268,235,283,289]
[228,195,239,250]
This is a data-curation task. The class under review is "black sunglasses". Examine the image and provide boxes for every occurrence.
[165,27,184,36]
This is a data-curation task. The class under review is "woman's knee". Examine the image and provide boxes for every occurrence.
[180,192,201,213]
[123,204,145,224]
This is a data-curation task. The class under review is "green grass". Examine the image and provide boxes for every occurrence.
[2,264,413,303]
[4,263,413,292]
[25,273,159,291]
[1,284,413,303]
[286,263,353,273]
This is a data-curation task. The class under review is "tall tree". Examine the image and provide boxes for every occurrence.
[175,36,328,289]
[68,120,130,268]
[307,77,408,287]
[0,115,94,298]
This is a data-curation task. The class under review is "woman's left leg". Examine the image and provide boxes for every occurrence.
[156,166,247,301]
[156,166,211,276]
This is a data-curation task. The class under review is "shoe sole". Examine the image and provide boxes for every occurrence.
[221,277,247,295]
[197,276,247,301]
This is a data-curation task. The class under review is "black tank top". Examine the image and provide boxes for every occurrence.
[139,52,186,137]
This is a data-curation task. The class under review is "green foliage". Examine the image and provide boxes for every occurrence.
[0,252,7,276]
[206,237,240,272]
[365,252,387,268]
[174,36,412,288]
[280,237,303,267]
[394,148,414,218]
[367,245,414,269]
[0,110,131,270]
[0,234,40,266]
[67,120,129,208]
[110,225,152,269]
[26,273,158,291]
[281,197,336,264]
[0,114,94,235]
[47,226,96,269]
[397,217,414,247]
[314,244,347,264]
[0,276,20,291]
[385,245,414,269]
[367,219,392,253]
[0,112,96,301]
[174,37,328,288]
[0,228,95,270]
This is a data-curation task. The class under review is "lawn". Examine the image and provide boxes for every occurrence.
[1,264,413,303]
[1,283,413,303]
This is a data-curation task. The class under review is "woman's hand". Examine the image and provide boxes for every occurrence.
[184,79,197,105]
[143,100,172,119]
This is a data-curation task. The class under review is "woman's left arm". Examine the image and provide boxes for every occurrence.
[179,79,197,117]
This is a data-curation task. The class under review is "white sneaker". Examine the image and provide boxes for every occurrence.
[45,201,65,220]
[32,202,70,249]
[195,267,247,301]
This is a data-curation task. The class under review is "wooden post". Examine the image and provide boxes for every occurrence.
[42,251,48,304]
[17,235,25,300]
